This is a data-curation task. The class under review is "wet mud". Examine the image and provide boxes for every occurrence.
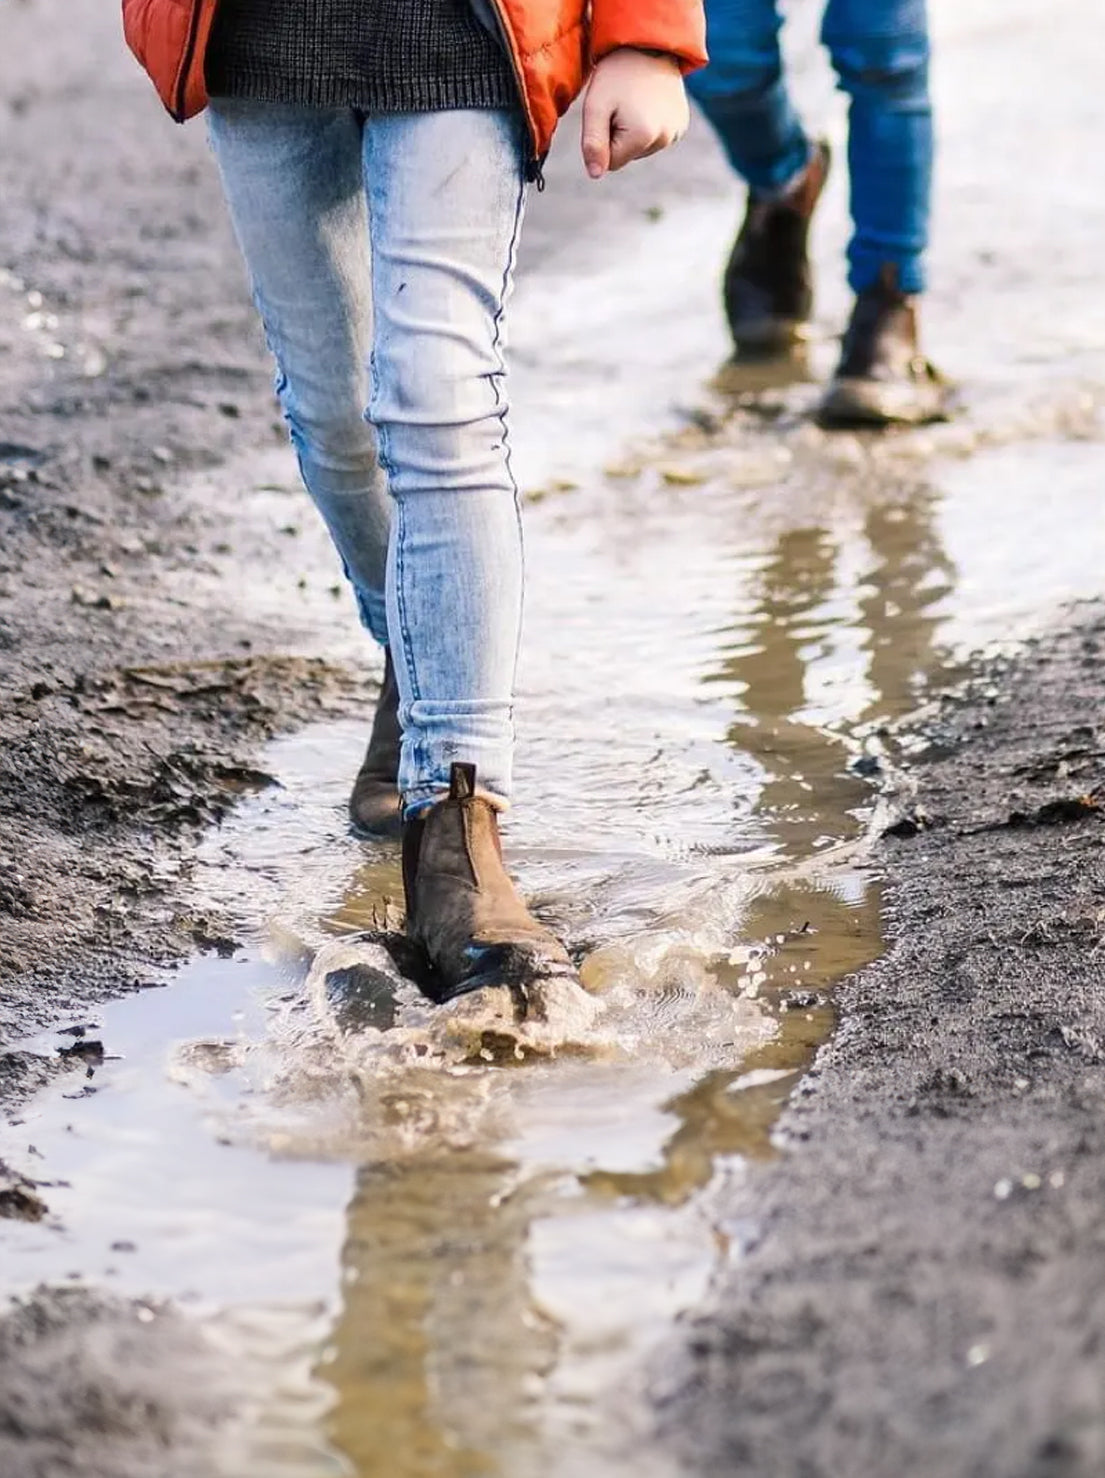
[661,614,1105,1477]
[0,1286,254,1478]
[0,0,374,1094]
[3,0,1105,1475]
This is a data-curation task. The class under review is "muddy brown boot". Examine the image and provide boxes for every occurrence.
[818,265,951,427]
[349,651,401,838]
[724,140,830,357]
[403,762,576,1003]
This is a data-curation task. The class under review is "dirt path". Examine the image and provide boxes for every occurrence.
[4,2,1105,1476]
[658,612,1105,1476]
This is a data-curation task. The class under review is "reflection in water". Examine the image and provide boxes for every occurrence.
[312,455,961,1476]
[715,523,858,851]
[860,496,958,724]
[327,1150,548,1478]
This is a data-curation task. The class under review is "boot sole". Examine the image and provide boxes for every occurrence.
[432,947,579,1005]
[817,374,953,429]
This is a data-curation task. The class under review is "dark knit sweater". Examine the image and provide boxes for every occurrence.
[205,0,518,115]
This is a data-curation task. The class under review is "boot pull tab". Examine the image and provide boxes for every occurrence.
[449,762,477,801]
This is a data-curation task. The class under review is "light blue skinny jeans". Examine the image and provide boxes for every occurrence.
[207,103,527,812]
[687,0,932,293]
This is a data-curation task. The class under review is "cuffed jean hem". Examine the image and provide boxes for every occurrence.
[849,251,925,295]
[403,784,509,820]
[397,697,514,814]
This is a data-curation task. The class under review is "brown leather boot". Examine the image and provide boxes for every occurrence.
[724,140,830,357]
[349,651,401,838]
[818,265,951,427]
[402,763,575,1002]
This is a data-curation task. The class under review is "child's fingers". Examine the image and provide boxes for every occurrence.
[581,91,613,179]
[608,120,665,173]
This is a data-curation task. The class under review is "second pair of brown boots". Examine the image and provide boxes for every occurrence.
[724,141,950,426]
[349,655,574,1003]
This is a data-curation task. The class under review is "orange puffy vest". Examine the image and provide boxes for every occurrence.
[121,0,707,160]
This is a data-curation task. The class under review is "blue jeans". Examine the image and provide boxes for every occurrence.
[207,103,527,811]
[687,0,932,293]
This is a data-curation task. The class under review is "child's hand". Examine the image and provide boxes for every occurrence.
[581,48,690,180]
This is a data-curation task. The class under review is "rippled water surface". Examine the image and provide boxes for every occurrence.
[6,408,1105,1474]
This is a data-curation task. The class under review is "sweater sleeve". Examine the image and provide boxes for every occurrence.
[589,0,708,74]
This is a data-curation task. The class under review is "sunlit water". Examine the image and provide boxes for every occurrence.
[5,408,1104,1474]
[5,0,1105,1465]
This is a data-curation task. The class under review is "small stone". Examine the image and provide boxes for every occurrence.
[660,465,706,487]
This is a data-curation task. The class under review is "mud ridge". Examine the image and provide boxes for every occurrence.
[659,607,1105,1478]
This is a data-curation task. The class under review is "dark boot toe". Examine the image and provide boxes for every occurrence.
[437,937,575,1002]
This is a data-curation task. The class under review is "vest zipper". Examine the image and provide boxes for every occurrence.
[484,0,547,186]
[172,0,210,122]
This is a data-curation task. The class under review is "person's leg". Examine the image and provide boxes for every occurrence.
[818,0,948,425]
[361,108,525,816]
[206,101,391,644]
[207,101,404,832]
[361,108,572,996]
[686,0,810,193]
[821,0,932,295]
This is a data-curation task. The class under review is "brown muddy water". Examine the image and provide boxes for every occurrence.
[4,398,1104,1475]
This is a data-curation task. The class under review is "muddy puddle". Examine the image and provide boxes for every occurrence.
[5,389,1105,1472]
[6,42,1105,1453]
